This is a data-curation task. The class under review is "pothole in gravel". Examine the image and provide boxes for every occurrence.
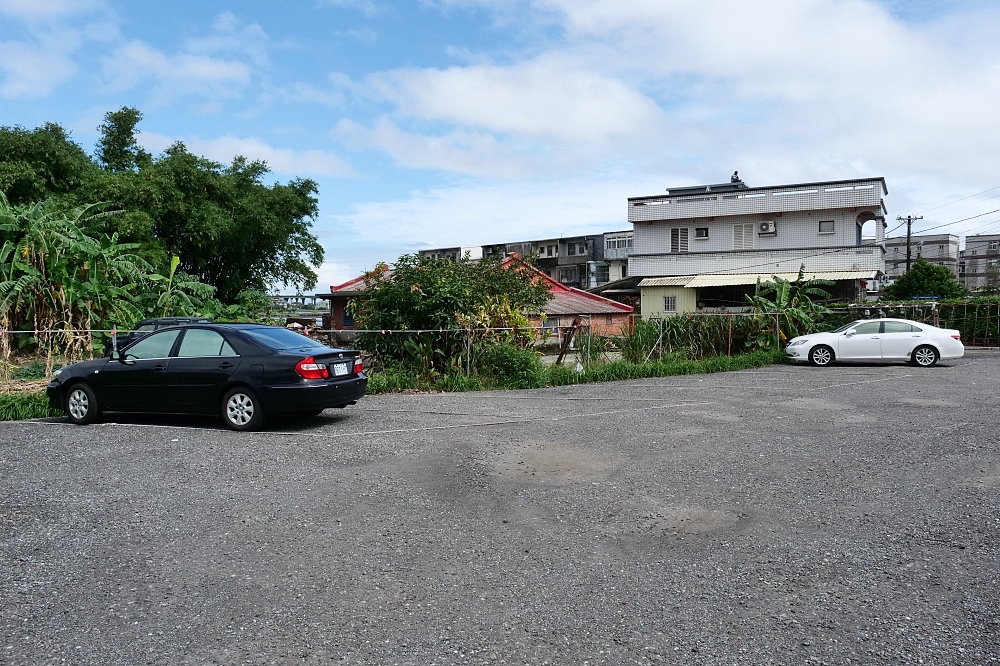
[636,507,748,534]
[900,398,960,408]
[787,397,853,410]
[489,440,614,485]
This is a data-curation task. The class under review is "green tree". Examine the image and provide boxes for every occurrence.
[96,106,151,172]
[882,257,965,300]
[0,123,95,206]
[0,110,325,302]
[352,254,551,372]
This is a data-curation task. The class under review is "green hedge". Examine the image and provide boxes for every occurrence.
[366,348,784,395]
[0,392,60,421]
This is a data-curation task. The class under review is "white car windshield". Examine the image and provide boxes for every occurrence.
[829,320,863,334]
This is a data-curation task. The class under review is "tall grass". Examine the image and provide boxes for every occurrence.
[0,392,60,421]
[617,315,770,363]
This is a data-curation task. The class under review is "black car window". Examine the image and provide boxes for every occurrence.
[883,321,913,333]
[177,329,235,357]
[135,324,155,332]
[852,322,881,334]
[124,329,181,359]
[241,327,328,350]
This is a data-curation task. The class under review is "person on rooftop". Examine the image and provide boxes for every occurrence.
[731,171,741,183]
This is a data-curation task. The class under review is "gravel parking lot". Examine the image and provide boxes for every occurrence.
[3,355,999,665]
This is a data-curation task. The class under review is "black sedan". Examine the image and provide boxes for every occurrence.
[47,324,367,431]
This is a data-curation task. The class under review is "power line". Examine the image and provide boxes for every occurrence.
[920,184,1000,215]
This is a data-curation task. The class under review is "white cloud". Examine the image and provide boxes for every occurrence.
[365,54,666,145]
[334,117,540,178]
[0,39,76,98]
[140,132,352,178]
[333,175,662,251]
[0,0,103,22]
[0,0,113,98]
[102,40,252,104]
[321,0,379,18]
[184,11,270,67]
[312,261,357,290]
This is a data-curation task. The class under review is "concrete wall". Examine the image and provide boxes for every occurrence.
[641,286,699,316]
[633,208,880,258]
[630,244,884,278]
[629,179,886,223]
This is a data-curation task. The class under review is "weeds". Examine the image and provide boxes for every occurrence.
[0,392,60,421]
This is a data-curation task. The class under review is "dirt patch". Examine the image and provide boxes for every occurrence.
[637,507,748,534]
[489,440,615,485]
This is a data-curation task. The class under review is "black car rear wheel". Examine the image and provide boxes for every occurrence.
[66,383,100,425]
[222,387,264,431]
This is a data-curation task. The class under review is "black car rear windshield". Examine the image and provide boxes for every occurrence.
[241,327,329,351]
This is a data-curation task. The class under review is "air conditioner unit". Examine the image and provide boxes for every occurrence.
[758,221,776,235]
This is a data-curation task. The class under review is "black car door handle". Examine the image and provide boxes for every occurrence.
[153,364,167,372]
[219,362,234,369]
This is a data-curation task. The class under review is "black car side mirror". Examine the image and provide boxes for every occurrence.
[109,350,121,360]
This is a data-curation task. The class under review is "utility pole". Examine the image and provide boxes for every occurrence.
[897,214,923,272]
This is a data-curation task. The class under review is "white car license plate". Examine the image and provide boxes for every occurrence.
[332,362,349,376]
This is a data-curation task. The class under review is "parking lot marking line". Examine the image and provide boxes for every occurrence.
[262,401,718,439]
[12,400,717,439]
[806,375,910,391]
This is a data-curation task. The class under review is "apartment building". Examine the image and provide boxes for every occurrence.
[883,234,959,284]
[961,233,1000,291]
[419,230,635,289]
[628,178,887,315]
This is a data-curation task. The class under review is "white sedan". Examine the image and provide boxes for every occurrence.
[785,318,964,367]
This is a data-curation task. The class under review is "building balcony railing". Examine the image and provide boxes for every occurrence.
[629,244,885,277]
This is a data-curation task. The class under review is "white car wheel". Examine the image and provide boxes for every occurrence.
[809,345,834,367]
[912,345,938,367]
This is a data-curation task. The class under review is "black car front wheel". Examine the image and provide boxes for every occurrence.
[222,387,264,431]
[65,383,100,425]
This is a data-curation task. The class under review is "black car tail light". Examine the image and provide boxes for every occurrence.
[295,356,330,379]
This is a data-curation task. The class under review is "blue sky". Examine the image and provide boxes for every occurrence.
[2,0,999,289]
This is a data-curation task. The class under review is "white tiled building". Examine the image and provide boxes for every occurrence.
[628,178,887,315]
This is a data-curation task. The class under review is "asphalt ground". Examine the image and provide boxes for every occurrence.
[2,354,999,665]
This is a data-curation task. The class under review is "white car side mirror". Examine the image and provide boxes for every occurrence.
[845,330,855,337]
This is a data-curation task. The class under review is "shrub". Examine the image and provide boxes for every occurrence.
[435,373,484,392]
[473,342,546,389]
[365,368,419,395]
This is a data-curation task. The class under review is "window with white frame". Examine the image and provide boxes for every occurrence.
[991,241,999,250]
[663,295,677,312]
[818,220,835,234]
[733,223,754,250]
[670,228,689,253]
[605,236,633,249]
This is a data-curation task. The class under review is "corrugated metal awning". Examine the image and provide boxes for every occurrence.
[637,276,695,287]
[684,271,880,288]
